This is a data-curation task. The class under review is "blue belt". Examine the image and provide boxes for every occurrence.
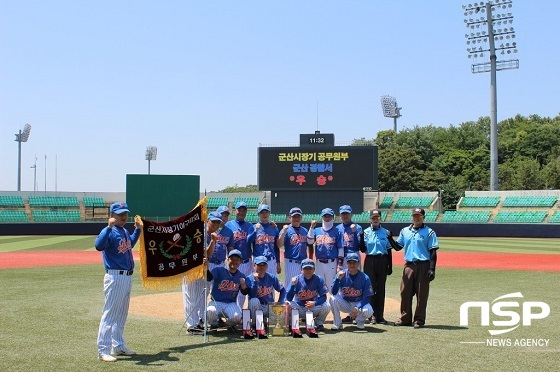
[106,269,134,276]
[287,259,302,263]
[318,259,336,263]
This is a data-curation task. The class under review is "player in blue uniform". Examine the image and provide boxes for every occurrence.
[277,207,309,288]
[330,252,374,330]
[225,201,255,309]
[359,209,392,324]
[247,256,287,329]
[248,204,280,276]
[206,249,250,329]
[95,202,142,362]
[388,207,439,328]
[336,205,363,268]
[207,208,234,271]
[307,208,344,290]
[286,259,330,332]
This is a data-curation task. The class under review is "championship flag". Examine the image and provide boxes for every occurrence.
[138,198,208,290]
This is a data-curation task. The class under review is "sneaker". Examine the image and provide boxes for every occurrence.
[187,325,205,335]
[111,347,137,356]
[413,322,425,329]
[331,324,342,331]
[99,354,117,362]
[341,315,353,323]
[316,324,325,332]
[356,322,365,330]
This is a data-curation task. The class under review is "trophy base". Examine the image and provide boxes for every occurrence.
[272,328,285,336]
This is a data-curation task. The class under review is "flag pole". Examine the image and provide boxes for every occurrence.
[203,221,208,344]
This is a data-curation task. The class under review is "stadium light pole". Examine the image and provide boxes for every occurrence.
[30,155,38,193]
[463,0,519,191]
[15,124,32,191]
[145,146,157,175]
[380,96,402,132]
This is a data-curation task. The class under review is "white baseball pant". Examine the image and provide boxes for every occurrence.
[288,301,330,326]
[182,276,207,328]
[329,294,373,328]
[207,300,243,326]
[283,259,302,288]
[315,259,337,290]
[248,298,270,326]
[236,259,253,309]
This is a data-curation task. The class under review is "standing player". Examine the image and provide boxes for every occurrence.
[248,204,281,276]
[182,211,221,334]
[247,256,287,329]
[225,201,255,309]
[286,259,330,332]
[359,209,392,324]
[388,207,439,328]
[307,208,344,290]
[277,207,309,288]
[330,252,374,330]
[207,207,234,271]
[95,202,142,362]
[216,205,230,224]
[336,205,363,268]
[206,249,250,329]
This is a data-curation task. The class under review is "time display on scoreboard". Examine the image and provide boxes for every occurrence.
[258,145,378,191]
[300,133,335,147]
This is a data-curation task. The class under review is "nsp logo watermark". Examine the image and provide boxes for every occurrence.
[460,292,550,336]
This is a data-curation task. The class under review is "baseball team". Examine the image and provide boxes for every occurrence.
[95,201,439,362]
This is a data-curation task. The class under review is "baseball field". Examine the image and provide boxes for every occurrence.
[1,235,559,371]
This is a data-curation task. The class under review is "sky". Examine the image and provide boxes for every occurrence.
[1,0,559,193]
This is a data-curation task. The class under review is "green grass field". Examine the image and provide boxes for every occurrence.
[1,237,559,371]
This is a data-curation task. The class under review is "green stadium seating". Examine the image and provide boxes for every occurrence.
[493,211,547,223]
[28,196,79,207]
[0,210,28,222]
[270,213,288,222]
[460,196,501,207]
[378,197,394,208]
[441,211,492,223]
[245,211,258,223]
[0,195,25,207]
[502,196,558,208]
[207,197,229,209]
[83,197,106,207]
[388,210,413,222]
[548,211,560,223]
[31,210,81,222]
[233,197,260,209]
[424,211,439,223]
[394,196,434,209]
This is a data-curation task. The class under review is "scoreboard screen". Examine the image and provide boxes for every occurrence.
[258,146,378,191]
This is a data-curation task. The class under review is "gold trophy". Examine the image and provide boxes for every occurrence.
[269,303,287,336]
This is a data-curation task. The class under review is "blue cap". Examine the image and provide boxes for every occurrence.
[289,207,302,216]
[301,258,315,268]
[110,202,130,215]
[208,211,223,222]
[228,249,242,258]
[321,208,334,217]
[345,252,360,262]
[254,256,268,265]
[235,201,247,209]
[339,205,352,214]
[258,204,271,213]
[216,205,229,215]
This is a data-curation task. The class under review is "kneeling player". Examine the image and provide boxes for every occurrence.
[330,252,374,330]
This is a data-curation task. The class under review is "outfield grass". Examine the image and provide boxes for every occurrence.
[1,237,559,371]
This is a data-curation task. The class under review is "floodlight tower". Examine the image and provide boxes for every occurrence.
[145,146,157,175]
[14,124,32,191]
[463,0,519,191]
[380,96,402,132]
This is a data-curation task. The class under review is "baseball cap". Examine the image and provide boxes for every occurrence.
[345,252,360,262]
[301,258,315,268]
[228,249,242,258]
[254,256,268,265]
[370,209,381,218]
[339,205,352,214]
[110,202,130,215]
[216,205,230,215]
[321,208,334,217]
[289,207,303,216]
[235,201,247,209]
[257,204,271,213]
[412,207,426,216]
[208,211,223,222]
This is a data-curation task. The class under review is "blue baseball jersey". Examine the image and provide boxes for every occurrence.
[225,219,255,260]
[287,274,328,307]
[249,223,280,261]
[209,266,247,303]
[95,226,141,270]
[363,225,392,255]
[337,222,363,255]
[332,270,374,303]
[282,225,309,260]
[311,226,342,260]
[397,224,439,262]
[247,273,286,304]
[208,226,234,264]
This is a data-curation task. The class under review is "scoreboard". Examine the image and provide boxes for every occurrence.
[258,145,378,191]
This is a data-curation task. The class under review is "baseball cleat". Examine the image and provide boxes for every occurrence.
[99,354,117,362]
